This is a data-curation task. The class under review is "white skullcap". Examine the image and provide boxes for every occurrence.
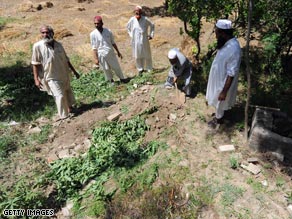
[216,19,232,29]
[135,5,142,10]
[168,49,177,59]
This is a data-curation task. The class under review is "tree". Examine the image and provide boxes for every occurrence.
[167,0,241,59]
[244,0,252,140]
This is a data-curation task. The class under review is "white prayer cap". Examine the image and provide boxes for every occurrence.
[216,19,232,29]
[168,49,177,59]
[135,5,142,11]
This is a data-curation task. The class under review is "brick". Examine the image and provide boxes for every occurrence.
[247,157,259,163]
[218,144,235,152]
[241,163,261,175]
[107,112,122,121]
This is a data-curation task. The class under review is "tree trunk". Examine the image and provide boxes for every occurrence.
[244,0,253,140]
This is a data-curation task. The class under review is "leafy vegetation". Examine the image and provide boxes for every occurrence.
[46,116,164,216]
[229,155,239,169]
[0,133,16,161]
[0,59,55,122]
[220,183,245,208]
[71,70,116,104]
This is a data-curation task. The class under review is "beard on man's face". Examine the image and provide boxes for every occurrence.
[217,36,227,49]
[43,35,54,45]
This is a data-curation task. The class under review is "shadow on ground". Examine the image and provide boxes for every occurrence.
[0,64,54,122]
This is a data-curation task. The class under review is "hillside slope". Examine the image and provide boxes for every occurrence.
[1,0,292,218]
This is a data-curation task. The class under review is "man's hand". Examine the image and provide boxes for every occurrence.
[173,76,177,84]
[148,36,153,40]
[35,78,43,89]
[218,91,227,101]
[95,59,99,66]
[74,72,80,79]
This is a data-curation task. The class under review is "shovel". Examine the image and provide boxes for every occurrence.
[174,82,186,105]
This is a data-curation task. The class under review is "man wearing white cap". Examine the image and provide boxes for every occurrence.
[32,25,80,121]
[127,6,155,75]
[164,48,193,96]
[206,19,241,128]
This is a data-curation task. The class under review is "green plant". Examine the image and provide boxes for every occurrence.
[0,178,47,212]
[235,121,244,131]
[229,155,239,169]
[196,110,206,122]
[139,163,159,187]
[69,54,84,69]
[275,177,285,188]
[71,70,116,104]
[127,71,154,92]
[193,177,218,208]
[0,134,17,160]
[286,191,292,204]
[246,178,264,193]
[0,59,55,122]
[30,124,52,144]
[0,17,17,31]
[220,183,245,208]
[120,104,129,114]
[46,116,163,216]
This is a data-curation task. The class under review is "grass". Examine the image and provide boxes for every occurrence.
[229,155,239,169]
[246,177,265,193]
[120,104,129,114]
[0,133,17,161]
[0,17,17,30]
[0,58,55,122]
[70,69,117,104]
[29,124,52,144]
[0,46,169,217]
[220,183,245,208]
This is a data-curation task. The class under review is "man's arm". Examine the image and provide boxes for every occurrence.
[113,43,122,59]
[126,18,133,38]
[33,64,42,89]
[218,76,234,101]
[174,58,190,77]
[146,17,155,39]
[92,49,99,66]
[68,61,80,79]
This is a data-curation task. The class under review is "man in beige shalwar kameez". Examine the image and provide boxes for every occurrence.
[32,25,80,120]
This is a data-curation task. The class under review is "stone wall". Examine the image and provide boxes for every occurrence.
[249,108,292,162]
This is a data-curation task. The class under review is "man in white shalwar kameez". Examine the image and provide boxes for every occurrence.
[127,5,155,74]
[90,16,127,84]
[164,48,193,96]
[32,25,80,120]
[206,19,241,128]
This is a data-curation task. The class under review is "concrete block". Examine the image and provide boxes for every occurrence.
[241,163,261,175]
[218,144,235,152]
